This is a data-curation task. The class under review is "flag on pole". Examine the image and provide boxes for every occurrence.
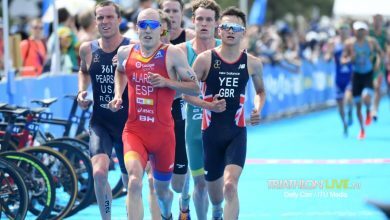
[249,0,268,25]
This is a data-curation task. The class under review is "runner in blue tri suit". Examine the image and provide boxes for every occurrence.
[326,23,353,135]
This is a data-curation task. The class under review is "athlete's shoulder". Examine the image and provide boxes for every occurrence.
[79,41,93,57]
[247,52,263,69]
[185,28,196,41]
[118,44,134,54]
[197,49,212,60]
[175,41,188,53]
[167,43,183,54]
[247,52,262,64]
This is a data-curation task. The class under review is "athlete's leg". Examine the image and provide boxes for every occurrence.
[150,127,176,219]
[178,172,191,211]
[372,74,383,120]
[123,132,148,220]
[352,73,365,138]
[186,110,209,219]
[171,118,191,215]
[336,98,347,135]
[91,154,112,220]
[223,128,247,219]
[207,177,224,219]
[356,101,364,132]
[223,165,243,220]
[154,178,174,219]
[345,89,353,126]
[192,174,208,220]
[89,124,116,220]
[125,156,145,220]
[146,162,161,220]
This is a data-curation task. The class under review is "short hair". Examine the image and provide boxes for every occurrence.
[191,0,221,21]
[158,0,184,11]
[58,8,70,24]
[95,1,121,18]
[78,10,95,30]
[158,10,172,30]
[220,6,246,27]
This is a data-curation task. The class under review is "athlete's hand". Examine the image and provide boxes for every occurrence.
[250,109,261,125]
[77,91,92,110]
[112,55,118,66]
[109,97,123,112]
[207,94,226,113]
[148,72,168,88]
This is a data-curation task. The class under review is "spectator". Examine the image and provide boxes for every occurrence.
[19,18,47,77]
[77,10,98,44]
[47,8,79,70]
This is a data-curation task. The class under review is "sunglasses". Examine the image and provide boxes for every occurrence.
[32,26,43,30]
[137,20,161,30]
[219,23,245,32]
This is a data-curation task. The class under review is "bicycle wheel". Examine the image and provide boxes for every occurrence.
[0,157,28,220]
[20,146,78,220]
[51,137,89,155]
[55,137,127,201]
[44,141,94,217]
[75,132,90,144]
[0,151,55,220]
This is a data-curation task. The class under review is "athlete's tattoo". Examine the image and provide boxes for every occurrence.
[186,71,196,80]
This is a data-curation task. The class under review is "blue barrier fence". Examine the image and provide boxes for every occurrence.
[0,59,336,125]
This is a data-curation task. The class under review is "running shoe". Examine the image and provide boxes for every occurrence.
[178,208,190,220]
[365,111,372,126]
[358,129,365,140]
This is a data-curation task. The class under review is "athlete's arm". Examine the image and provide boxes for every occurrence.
[248,54,266,126]
[341,39,354,64]
[77,42,92,109]
[370,37,384,70]
[150,46,199,96]
[192,50,211,81]
[109,45,130,112]
[183,94,226,112]
[324,39,335,62]
[183,51,226,112]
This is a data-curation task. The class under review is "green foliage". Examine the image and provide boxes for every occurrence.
[267,0,334,21]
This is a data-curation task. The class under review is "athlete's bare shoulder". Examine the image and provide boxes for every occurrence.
[247,52,263,76]
[79,41,92,58]
[197,49,212,60]
[247,52,263,67]
[185,28,196,41]
[118,44,133,57]
[175,41,188,54]
[117,44,134,73]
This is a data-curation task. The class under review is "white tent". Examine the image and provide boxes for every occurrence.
[333,0,390,18]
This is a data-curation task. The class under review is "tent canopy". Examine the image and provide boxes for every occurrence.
[333,0,390,18]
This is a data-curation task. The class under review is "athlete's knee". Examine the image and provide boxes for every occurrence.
[154,183,171,199]
[127,174,143,194]
[171,176,184,193]
[194,178,207,194]
[223,179,238,201]
[93,168,108,184]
